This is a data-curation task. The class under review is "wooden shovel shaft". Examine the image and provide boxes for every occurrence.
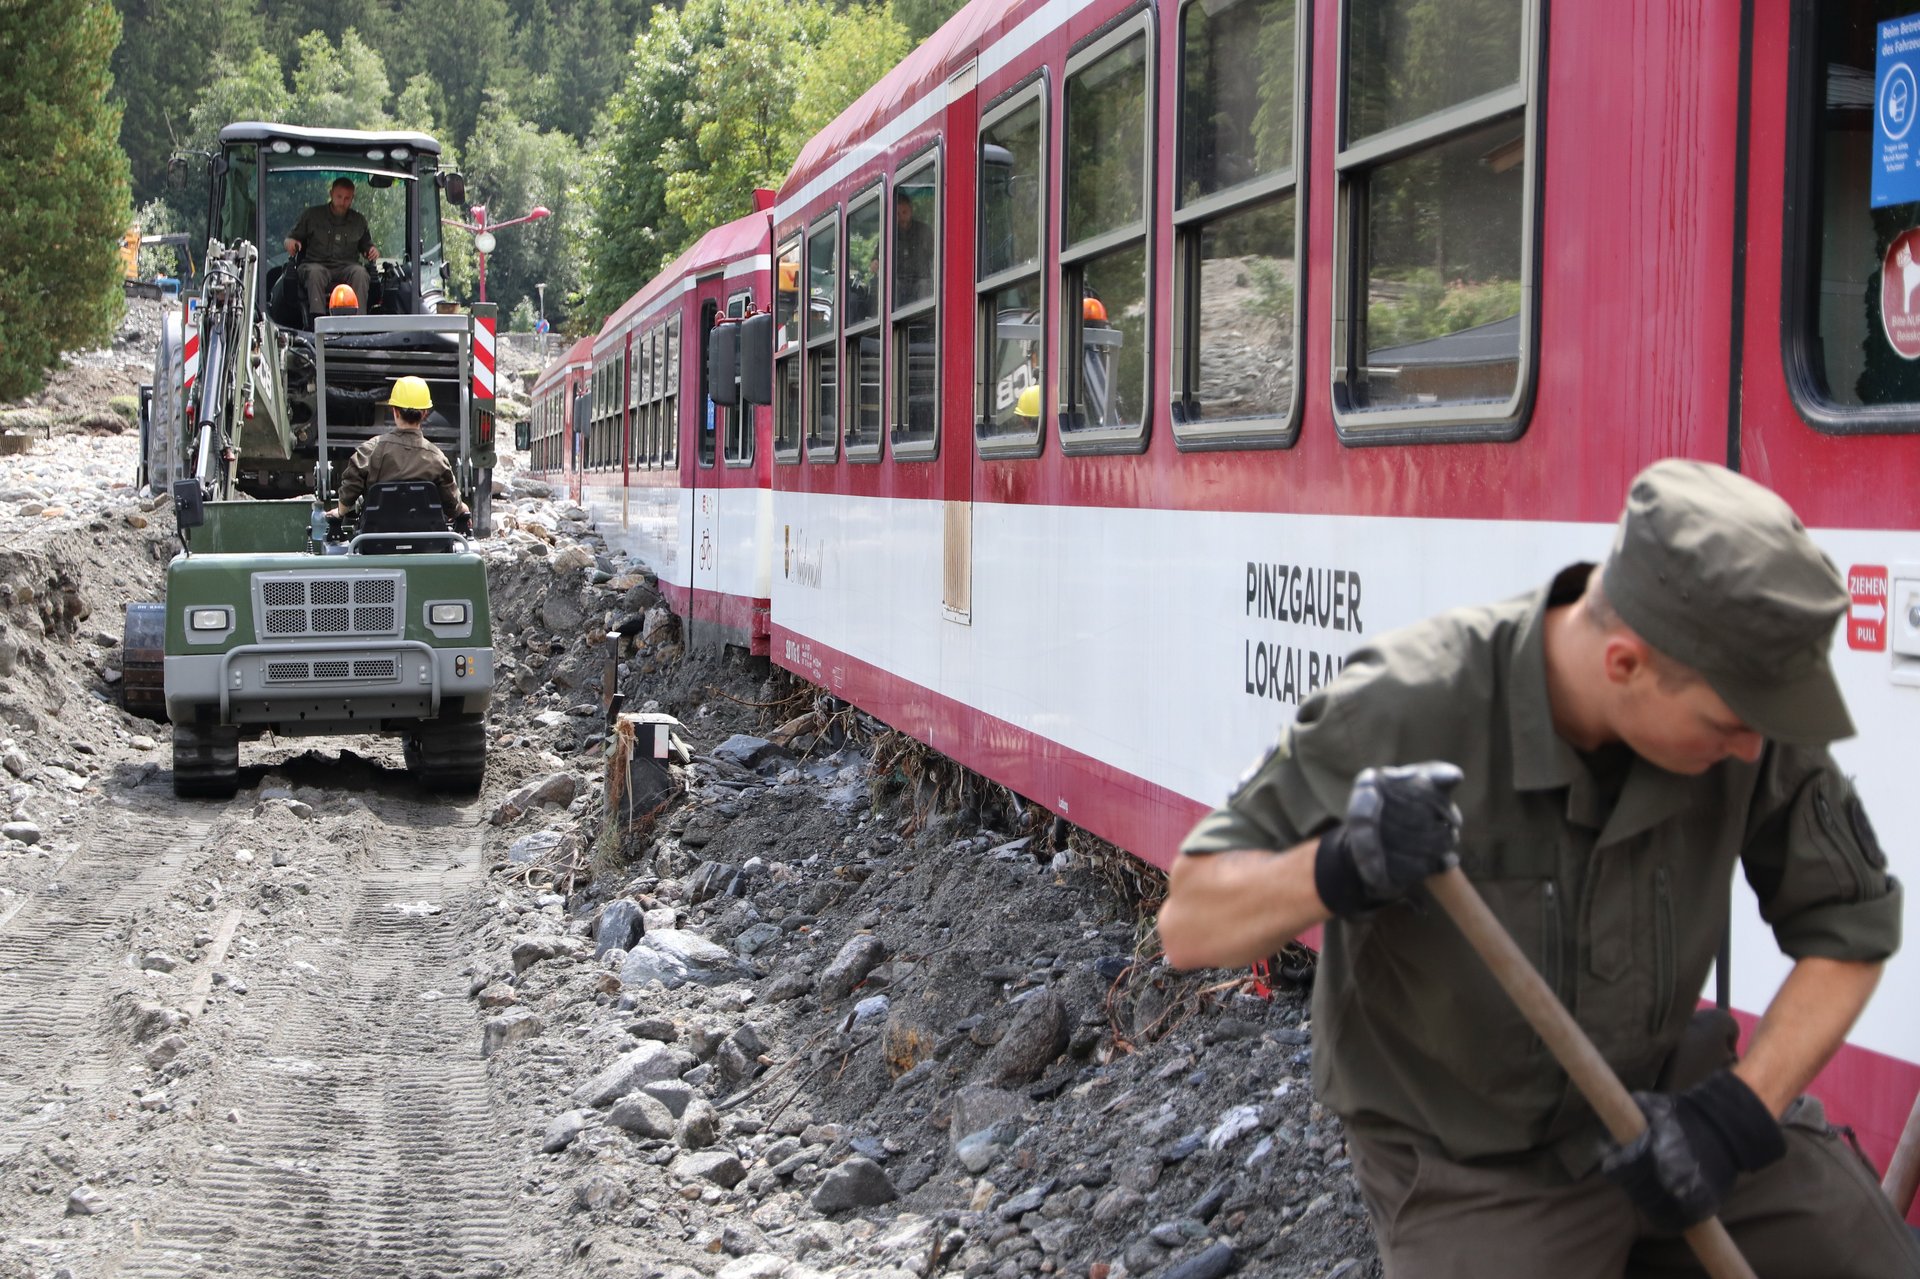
[1881,1087,1920,1215]
[1427,866,1759,1279]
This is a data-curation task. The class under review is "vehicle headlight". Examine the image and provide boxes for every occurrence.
[188,608,228,631]
[429,603,468,626]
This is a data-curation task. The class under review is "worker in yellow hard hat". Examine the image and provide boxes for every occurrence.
[329,375,470,533]
[1014,384,1041,421]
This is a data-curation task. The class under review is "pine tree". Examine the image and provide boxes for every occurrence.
[0,0,132,401]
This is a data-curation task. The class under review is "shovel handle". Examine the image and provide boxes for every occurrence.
[1881,1086,1920,1215]
[1427,866,1759,1279]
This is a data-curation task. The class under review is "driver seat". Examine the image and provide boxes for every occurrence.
[354,481,460,553]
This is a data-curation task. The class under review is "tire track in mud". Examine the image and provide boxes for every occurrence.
[108,795,516,1279]
[0,802,213,1163]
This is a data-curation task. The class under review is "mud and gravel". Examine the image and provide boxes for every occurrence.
[0,304,1378,1279]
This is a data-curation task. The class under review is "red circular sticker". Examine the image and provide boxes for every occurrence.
[1881,228,1920,360]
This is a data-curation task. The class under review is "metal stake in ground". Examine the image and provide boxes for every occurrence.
[1426,866,1759,1279]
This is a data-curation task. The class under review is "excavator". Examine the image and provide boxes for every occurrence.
[124,122,498,798]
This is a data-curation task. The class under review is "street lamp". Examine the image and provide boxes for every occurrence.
[443,203,551,305]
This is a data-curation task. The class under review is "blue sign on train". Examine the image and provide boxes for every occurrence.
[1875,14,1920,207]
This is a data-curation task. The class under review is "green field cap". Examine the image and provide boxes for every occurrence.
[1601,459,1853,744]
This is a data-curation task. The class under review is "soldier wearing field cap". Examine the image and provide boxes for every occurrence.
[1159,460,1918,1276]
[330,375,470,534]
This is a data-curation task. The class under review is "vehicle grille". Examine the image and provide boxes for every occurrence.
[251,571,405,642]
[262,656,402,684]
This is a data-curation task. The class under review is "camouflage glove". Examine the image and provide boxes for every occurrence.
[1313,762,1464,916]
[1602,1069,1785,1233]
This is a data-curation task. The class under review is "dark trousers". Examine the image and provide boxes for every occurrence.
[300,261,370,317]
[1348,1098,1920,1278]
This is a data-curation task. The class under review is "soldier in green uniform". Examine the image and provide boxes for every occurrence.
[1160,460,1918,1277]
[285,176,378,321]
[330,376,470,533]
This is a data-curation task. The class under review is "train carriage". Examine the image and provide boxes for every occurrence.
[528,334,593,498]
[539,0,1920,1190]
[561,212,776,651]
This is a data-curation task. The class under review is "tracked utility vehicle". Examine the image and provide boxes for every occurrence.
[126,123,499,797]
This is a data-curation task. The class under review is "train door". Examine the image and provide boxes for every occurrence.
[569,388,587,504]
[942,62,981,623]
[692,285,727,628]
[1737,0,1920,1183]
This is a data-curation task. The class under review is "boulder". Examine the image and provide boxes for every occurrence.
[618,929,744,989]
[810,1157,897,1213]
[572,1041,697,1107]
[817,934,888,1002]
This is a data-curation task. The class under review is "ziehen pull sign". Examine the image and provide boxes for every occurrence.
[1242,562,1364,706]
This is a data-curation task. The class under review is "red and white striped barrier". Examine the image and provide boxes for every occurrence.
[472,311,496,402]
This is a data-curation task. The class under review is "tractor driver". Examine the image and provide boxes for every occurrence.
[330,376,470,535]
[1158,460,1919,1277]
[285,176,379,321]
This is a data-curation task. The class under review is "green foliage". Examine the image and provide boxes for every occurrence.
[0,0,131,401]
[288,29,392,130]
[785,3,913,150]
[891,0,966,44]
[186,44,293,147]
[111,0,264,204]
[580,0,729,323]
[508,297,536,332]
[1366,270,1520,351]
[394,0,512,146]
[462,95,583,322]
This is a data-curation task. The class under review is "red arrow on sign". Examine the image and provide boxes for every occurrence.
[1848,565,1889,651]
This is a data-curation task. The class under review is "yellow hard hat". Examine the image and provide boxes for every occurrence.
[383,375,433,410]
[1014,385,1041,419]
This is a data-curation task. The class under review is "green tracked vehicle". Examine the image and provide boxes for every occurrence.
[126,123,499,798]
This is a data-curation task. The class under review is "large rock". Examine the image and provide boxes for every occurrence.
[542,1109,594,1153]
[551,545,594,574]
[817,934,889,1002]
[512,935,583,974]
[810,1157,897,1213]
[606,1091,677,1140]
[539,592,587,633]
[594,900,646,957]
[507,829,565,863]
[618,929,744,989]
[975,990,1068,1087]
[676,1150,747,1188]
[711,735,788,772]
[948,1085,1029,1147]
[572,1042,697,1107]
[482,1008,543,1058]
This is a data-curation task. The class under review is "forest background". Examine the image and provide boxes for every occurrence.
[114,0,967,338]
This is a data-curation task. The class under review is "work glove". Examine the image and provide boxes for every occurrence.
[1601,1068,1786,1233]
[452,511,473,536]
[325,514,344,542]
[1313,761,1463,916]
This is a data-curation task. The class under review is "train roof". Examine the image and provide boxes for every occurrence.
[532,335,596,398]
[779,0,1061,218]
[592,212,771,358]
[218,122,444,156]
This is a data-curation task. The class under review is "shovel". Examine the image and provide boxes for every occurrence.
[1427,865,1759,1279]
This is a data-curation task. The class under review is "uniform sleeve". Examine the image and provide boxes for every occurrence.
[287,208,311,244]
[336,440,375,510]
[436,455,462,517]
[355,213,373,254]
[1741,743,1902,963]
[1178,653,1386,857]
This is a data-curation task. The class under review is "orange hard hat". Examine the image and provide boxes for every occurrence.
[1082,296,1108,324]
[328,283,360,313]
[779,260,800,292]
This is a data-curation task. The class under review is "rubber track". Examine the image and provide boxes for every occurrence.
[109,797,512,1278]
[0,810,210,1162]
[414,722,486,795]
[172,726,239,799]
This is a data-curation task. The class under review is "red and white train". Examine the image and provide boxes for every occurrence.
[534,0,1920,1196]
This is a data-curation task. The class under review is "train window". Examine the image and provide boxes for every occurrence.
[1172,0,1304,447]
[1785,2,1920,431]
[977,84,1047,452]
[891,150,940,458]
[806,214,840,459]
[844,188,884,459]
[699,300,720,467]
[774,237,802,460]
[1332,0,1539,437]
[1061,24,1153,449]
[726,288,754,464]
[632,331,648,467]
[664,315,679,466]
